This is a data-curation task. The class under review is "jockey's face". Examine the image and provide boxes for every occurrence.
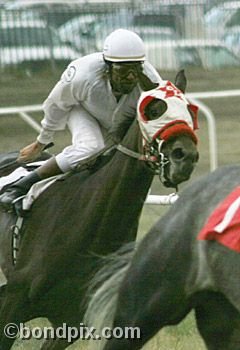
[109,62,143,95]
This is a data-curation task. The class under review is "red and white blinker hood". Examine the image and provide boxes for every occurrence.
[137,80,198,144]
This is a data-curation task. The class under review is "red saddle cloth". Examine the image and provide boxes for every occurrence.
[198,186,240,253]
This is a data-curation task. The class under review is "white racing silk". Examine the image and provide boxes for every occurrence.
[137,80,198,143]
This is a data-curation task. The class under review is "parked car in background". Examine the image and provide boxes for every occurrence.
[145,39,240,70]
[58,10,134,54]
[4,0,84,27]
[133,9,183,37]
[135,26,178,42]
[0,15,79,71]
[222,26,240,57]
[4,0,133,27]
[58,10,179,55]
[203,1,240,38]
[58,14,100,54]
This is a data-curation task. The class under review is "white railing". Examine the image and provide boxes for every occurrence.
[146,193,179,205]
[1,89,240,205]
[0,104,42,132]
[0,95,217,169]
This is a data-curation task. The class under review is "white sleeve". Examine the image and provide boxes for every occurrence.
[37,63,88,144]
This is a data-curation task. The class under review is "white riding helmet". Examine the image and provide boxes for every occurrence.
[103,28,145,62]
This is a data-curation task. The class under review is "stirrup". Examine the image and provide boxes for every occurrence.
[13,196,29,217]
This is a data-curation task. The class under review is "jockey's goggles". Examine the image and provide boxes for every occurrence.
[111,62,144,79]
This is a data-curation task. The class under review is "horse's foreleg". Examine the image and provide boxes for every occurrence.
[0,284,6,305]
[40,320,81,350]
[195,292,240,350]
[103,336,147,350]
[100,286,191,350]
[0,280,29,350]
[0,293,27,349]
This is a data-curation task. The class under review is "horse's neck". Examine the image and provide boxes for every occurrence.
[91,121,155,249]
[120,119,142,154]
[109,119,154,195]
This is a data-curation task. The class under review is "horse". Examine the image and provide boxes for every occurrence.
[85,164,240,350]
[0,71,199,350]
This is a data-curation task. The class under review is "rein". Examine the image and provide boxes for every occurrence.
[116,141,170,179]
[116,144,155,162]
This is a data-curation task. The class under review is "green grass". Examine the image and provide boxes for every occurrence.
[11,314,206,349]
[1,66,240,349]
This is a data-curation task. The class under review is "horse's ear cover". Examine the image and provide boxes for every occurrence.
[137,80,199,143]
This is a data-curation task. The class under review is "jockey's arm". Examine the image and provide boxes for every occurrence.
[37,66,84,145]
[18,63,85,163]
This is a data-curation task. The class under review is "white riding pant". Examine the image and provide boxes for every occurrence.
[55,105,106,172]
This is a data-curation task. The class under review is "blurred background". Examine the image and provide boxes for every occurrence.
[0,1,240,349]
[0,0,240,73]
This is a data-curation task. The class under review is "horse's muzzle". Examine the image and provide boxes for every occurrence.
[163,160,197,188]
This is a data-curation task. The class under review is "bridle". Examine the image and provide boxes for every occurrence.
[116,138,172,188]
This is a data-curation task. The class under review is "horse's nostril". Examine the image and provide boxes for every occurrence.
[196,152,200,162]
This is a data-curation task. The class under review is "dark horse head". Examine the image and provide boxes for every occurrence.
[158,132,199,188]
[136,69,199,189]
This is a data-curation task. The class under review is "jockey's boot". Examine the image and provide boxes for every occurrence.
[0,171,41,211]
[0,157,62,211]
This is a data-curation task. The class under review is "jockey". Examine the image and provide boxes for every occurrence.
[0,28,162,211]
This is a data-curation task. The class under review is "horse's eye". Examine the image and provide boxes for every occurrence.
[144,99,167,120]
[172,148,185,159]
